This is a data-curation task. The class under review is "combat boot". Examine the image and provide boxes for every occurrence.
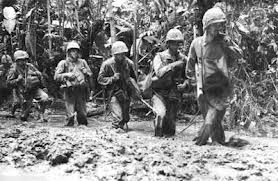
[7,104,20,118]
[20,116,28,122]
[65,116,74,127]
[77,114,88,126]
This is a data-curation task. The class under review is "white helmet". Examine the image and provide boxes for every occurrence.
[165,28,183,42]
[66,41,80,52]
[202,7,226,30]
[111,41,128,55]
[1,54,12,64]
[14,50,29,61]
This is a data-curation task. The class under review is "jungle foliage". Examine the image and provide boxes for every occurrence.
[1,0,278,130]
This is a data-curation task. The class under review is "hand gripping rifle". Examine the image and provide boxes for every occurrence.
[127,77,156,113]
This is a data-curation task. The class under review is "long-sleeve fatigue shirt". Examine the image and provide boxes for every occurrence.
[7,63,43,89]
[153,49,186,98]
[97,56,136,97]
[186,35,243,109]
[54,58,92,88]
[186,35,243,82]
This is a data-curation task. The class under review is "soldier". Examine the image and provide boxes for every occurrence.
[0,51,12,82]
[0,51,13,107]
[7,50,50,122]
[54,41,92,126]
[98,41,137,130]
[186,7,243,145]
[152,28,186,137]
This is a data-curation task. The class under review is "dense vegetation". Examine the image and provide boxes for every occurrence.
[1,0,278,130]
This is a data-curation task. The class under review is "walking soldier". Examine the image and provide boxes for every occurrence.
[152,28,186,137]
[54,41,92,126]
[98,41,137,130]
[186,7,243,145]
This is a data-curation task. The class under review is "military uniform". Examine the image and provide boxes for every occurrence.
[55,58,92,126]
[0,54,12,86]
[152,49,186,136]
[7,58,49,121]
[0,54,12,107]
[186,7,243,145]
[98,56,136,128]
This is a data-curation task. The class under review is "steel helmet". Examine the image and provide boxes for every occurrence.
[202,7,226,30]
[66,41,80,52]
[14,50,29,61]
[111,41,128,55]
[1,54,12,64]
[165,28,183,42]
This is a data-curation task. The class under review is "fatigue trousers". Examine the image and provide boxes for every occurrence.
[21,88,49,121]
[11,89,24,115]
[196,94,226,144]
[152,93,178,137]
[109,95,130,127]
[63,86,88,125]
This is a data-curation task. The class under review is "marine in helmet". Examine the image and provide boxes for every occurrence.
[98,41,137,130]
[151,28,187,137]
[186,7,243,145]
[0,51,16,117]
[0,51,12,82]
[54,41,93,126]
[6,50,50,122]
[0,51,13,112]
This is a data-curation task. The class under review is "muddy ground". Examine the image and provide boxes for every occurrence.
[0,101,278,181]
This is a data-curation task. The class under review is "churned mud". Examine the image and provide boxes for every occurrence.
[0,102,278,181]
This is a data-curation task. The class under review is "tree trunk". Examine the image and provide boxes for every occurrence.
[108,0,115,43]
[133,6,138,78]
[47,0,52,58]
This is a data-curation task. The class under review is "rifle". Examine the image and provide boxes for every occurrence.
[195,62,203,98]
[127,76,156,114]
[196,38,204,98]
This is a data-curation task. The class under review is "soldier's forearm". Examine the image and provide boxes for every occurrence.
[54,73,65,82]
[171,60,185,69]
[86,70,93,77]
[97,76,114,86]
[156,65,172,78]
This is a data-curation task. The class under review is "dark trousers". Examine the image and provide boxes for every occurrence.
[152,93,178,137]
[196,94,226,144]
[21,88,49,120]
[64,87,87,125]
[109,93,130,126]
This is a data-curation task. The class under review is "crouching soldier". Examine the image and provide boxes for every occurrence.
[1,51,21,118]
[152,28,186,137]
[7,50,50,122]
[54,41,92,126]
[186,7,243,145]
[98,41,137,130]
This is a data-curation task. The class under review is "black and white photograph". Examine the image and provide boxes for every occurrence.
[0,0,278,180]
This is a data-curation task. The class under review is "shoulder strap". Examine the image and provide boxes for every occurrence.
[197,37,205,65]
[196,37,205,97]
